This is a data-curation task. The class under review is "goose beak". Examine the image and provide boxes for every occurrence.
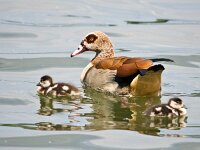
[71,44,87,57]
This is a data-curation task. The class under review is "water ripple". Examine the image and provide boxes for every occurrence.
[163,92,200,97]
[0,19,117,27]
[0,97,31,105]
[0,32,37,38]
[0,57,88,71]
[62,14,91,18]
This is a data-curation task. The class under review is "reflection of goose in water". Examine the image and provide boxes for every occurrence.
[83,89,187,135]
[82,88,160,131]
[36,89,187,134]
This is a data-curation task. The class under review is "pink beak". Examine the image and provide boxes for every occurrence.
[71,44,86,57]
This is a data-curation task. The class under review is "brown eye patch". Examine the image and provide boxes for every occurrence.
[85,34,98,44]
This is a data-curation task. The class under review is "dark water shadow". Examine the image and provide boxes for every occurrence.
[116,48,132,52]
[126,18,200,25]
[126,19,169,24]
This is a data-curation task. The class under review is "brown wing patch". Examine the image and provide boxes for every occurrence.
[118,58,153,77]
[135,59,153,69]
[85,34,98,44]
[117,63,138,77]
[117,58,152,77]
[95,57,128,70]
[95,57,153,77]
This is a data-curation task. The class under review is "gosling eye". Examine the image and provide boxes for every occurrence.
[41,81,46,85]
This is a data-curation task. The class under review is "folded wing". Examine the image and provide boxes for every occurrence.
[95,56,153,77]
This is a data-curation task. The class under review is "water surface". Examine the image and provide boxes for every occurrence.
[0,0,200,149]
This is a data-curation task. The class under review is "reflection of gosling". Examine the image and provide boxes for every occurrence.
[37,75,80,97]
[147,115,187,130]
[144,98,187,117]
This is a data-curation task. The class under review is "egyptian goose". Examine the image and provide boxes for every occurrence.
[71,31,173,96]
[144,97,187,117]
[37,75,80,97]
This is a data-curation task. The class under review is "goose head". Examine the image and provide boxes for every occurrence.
[71,31,115,64]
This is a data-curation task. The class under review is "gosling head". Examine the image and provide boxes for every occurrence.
[168,97,185,110]
[37,75,53,88]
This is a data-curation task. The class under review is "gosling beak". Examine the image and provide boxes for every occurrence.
[36,82,41,86]
[183,105,187,109]
[71,44,87,57]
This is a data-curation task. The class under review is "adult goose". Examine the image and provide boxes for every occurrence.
[71,31,172,96]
